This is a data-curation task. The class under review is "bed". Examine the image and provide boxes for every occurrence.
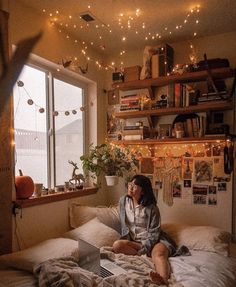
[0,203,236,287]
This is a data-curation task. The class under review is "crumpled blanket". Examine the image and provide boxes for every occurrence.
[34,247,184,287]
[34,256,103,287]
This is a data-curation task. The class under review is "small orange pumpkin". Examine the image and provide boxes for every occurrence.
[15,170,34,199]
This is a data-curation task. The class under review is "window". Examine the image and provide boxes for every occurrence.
[14,64,86,188]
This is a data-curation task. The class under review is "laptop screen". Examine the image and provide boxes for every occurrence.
[78,238,101,275]
[78,238,127,278]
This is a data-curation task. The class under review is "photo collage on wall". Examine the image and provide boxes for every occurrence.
[138,142,231,206]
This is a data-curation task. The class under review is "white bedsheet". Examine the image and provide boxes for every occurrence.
[170,250,236,287]
[0,250,236,287]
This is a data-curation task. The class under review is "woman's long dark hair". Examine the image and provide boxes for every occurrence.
[131,174,157,206]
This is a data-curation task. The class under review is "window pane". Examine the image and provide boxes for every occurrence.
[54,79,84,186]
[14,65,48,187]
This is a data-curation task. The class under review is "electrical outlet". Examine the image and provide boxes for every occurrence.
[12,203,21,216]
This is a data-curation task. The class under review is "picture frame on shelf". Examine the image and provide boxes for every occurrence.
[158,124,172,139]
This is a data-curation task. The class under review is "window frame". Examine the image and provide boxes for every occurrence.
[14,58,88,189]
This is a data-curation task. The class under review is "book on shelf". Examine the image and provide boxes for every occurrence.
[191,117,199,137]
[122,126,150,138]
[204,133,226,137]
[167,83,175,107]
[119,106,140,111]
[120,94,140,99]
[151,54,159,78]
[174,83,181,108]
[120,93,142,111]
[186,118,194,137]
[122,129,147,136]
[123,125,149,130]
[120,97,140,103]
[183,116,206,138]
[123,135,142,140]
[198,91,227,102]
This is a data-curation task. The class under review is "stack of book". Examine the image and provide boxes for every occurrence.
[122,125,150,140]
[198,91,227,103]
[120,94,141,112]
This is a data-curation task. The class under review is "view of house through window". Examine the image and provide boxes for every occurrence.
[54,78,84,186]
[14,64,85,188]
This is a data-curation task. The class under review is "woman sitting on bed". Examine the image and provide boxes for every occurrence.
[112,174,177,285]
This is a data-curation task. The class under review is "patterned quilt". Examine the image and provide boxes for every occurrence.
[34,247,183,287]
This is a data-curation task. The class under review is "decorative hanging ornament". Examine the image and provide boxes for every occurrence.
[65,111,70,116]
[72,110,77,115]
[27,99,34,105]
[17,80,24,87]
[53,111,59,116]
[39,108,45,113]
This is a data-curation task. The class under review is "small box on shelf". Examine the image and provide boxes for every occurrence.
[122,125,151,140]
[112,72,124,83]
[151,44,174,78]
[124,66,141,82]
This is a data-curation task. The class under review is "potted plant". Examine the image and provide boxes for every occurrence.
[80,143,139,186]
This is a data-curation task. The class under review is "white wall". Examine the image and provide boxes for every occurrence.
[12,194,99,251]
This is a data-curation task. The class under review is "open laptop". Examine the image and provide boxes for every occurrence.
[78,238,127,278]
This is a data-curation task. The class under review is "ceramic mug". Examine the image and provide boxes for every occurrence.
[34,183,43,197]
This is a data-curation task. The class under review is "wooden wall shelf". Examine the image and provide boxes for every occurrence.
[114,100,233,119]
[112,67,233,90]
[112,135,227,145]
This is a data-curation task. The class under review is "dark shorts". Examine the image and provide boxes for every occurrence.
[159,230,177,257]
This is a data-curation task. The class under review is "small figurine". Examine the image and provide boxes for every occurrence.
[68,160,85,188]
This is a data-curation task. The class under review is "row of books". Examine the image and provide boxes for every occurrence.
[168,83,197,108]
[168,84,228,108]
[177,116,207,138]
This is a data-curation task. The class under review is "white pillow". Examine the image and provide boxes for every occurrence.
[0,238,78,273]
[69,203,120,233]
[162,223,231,256]
[63,217,120,248]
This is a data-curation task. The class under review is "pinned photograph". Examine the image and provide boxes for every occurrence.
[194,159,213,183]
[173,182,182,198]
[208,185,217,194]
[208,194,217,206]
[218,182,227,191]
[182,158,193,179]
[212,144,224,156]
[184,179,192,188]
[192,184,208,205]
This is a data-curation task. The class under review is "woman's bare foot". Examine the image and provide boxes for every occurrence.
[149,271,168,285]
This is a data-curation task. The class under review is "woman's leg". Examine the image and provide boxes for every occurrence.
[150,242,170,285]
[113,239,141,255]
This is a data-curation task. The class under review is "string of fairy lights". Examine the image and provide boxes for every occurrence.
[110,141,225,161]
[44,4,201,71]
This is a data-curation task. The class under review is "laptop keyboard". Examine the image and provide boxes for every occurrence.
[100,266,114,278]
